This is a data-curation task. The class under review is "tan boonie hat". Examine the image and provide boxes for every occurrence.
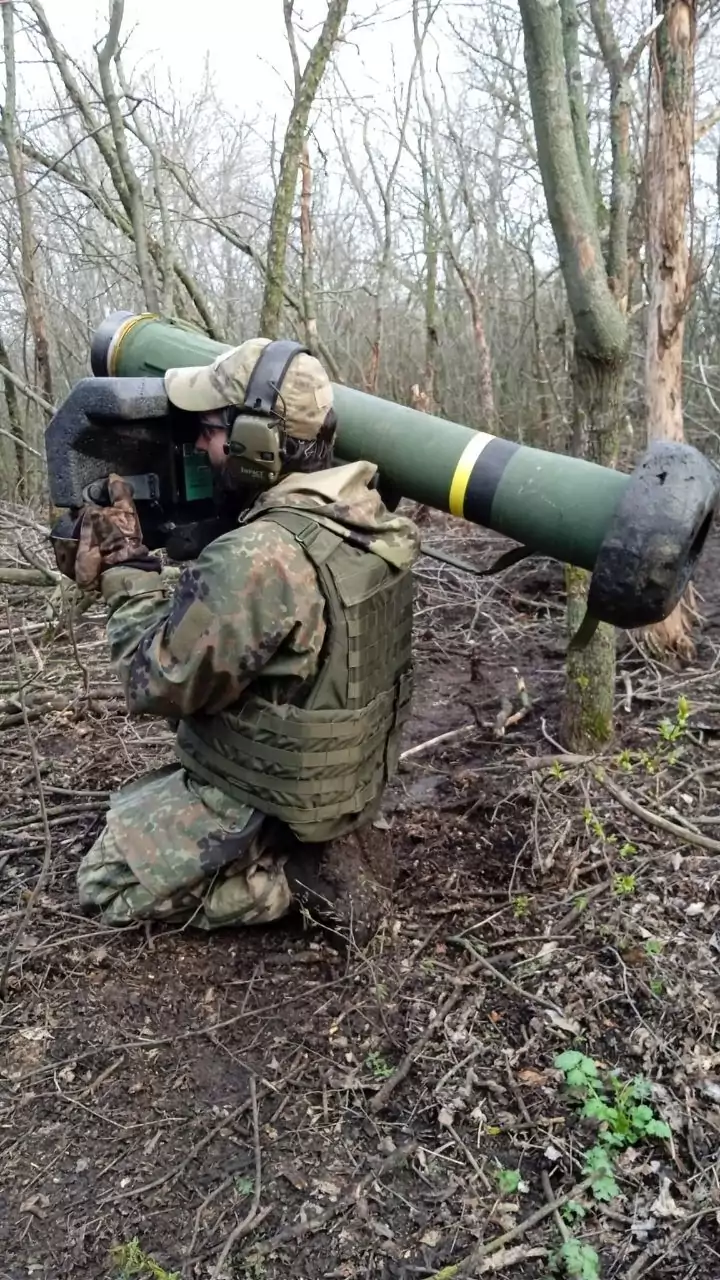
[164,338,334,441]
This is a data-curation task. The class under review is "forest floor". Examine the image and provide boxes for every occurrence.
[0,503,718,1280]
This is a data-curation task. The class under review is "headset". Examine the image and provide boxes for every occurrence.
[219,338,311,489]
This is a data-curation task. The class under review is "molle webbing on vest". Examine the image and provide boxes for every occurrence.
[174,504,415,842]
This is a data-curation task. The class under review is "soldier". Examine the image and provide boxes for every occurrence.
[63,338,420,941]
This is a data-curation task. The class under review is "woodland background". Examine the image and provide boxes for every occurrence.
[0,0,719,743]
[1,8,720,1277]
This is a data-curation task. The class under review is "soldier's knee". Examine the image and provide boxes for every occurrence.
[77,828,151,924]
[202,858,292,926]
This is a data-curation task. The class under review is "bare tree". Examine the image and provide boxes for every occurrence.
[95,0,159,311]
[415,133,440,414]
[260,0,349,338]
[643,1,698,658]
[518,0,632,750]
[413,0,496,427]
[1,0,53,497]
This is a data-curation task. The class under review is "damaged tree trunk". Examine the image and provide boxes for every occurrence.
[643,0,698,659]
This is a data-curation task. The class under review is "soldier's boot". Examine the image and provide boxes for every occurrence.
[285,825,395,946]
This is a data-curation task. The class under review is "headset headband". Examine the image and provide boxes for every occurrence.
[242,339,311,417]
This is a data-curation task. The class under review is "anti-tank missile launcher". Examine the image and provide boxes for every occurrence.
[44,310,719,633]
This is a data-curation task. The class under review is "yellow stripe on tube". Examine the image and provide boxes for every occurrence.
[448,432,496,518]
[106,313,159,376]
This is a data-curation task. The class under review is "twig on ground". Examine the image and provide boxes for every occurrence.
[243,1142,417,1260]
[596,772,720,853]
[107,1101,257,1203]
[426,1177,593,1279]
[16,539,59,583]
[450,938,567,1018]
[0,801,106,830]
[556,878,613,931]
[58,575,91,697]
[0,601,53,1000]
[400,723,476,761]
[187,1175,235,1259]
[211,1077,266,1278]
[624,1206,718,1280]
[494,668,533,738]
[476,1244,548,1272]
[0,568,57,587]
[524,752,594,770]
[541,1170,569,1241]
[505,1059,533,1126]
[369,956,491,1113]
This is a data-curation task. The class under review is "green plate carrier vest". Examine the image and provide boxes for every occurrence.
[174,504,415,842]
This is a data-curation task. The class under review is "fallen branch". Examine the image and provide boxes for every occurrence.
[596,772,720,854]
[16,539,59,583]
[450,938,568,1018]
[524,752,594,770]
[426,1177,594,1280]
[400,723,475,761]
[476,1245,547,1273]
[211,1077,267,1278]
[369,955,490,1113]
[0,568,58,587]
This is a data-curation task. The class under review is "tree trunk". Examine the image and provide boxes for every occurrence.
[0,332,23,492]
[299,141,319,353]
[260,0,349,338]
[422,199,439,415]
[1,0,53,501]
[519,0,630,751]
[643,1,697,659]
[562,350,625,748]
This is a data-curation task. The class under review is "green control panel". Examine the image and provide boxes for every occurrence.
[182,445,214,500]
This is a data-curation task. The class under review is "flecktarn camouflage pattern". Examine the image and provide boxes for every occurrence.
[78,767,291,927]
[78,461,420,928]
[164,338,334,440]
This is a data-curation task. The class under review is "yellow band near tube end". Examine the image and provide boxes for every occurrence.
[448,432,496,518]
[107,312,159,376]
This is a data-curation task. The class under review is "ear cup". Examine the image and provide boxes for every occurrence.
[224,411,286,488]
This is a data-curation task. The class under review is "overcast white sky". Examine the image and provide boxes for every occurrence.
[31,0,432,135]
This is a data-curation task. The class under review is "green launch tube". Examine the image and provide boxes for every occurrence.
[79,310,719,630]
[92,311,624,570]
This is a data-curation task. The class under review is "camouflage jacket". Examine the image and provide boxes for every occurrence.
[100,461,421,721]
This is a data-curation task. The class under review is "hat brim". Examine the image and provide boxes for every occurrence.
[164,364,233,413]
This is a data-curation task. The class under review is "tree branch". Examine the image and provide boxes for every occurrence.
[518,0,627,362]
[589,0,633,307]
[559,0,596,208]
[95,0,159,309]
[260,0,349,337]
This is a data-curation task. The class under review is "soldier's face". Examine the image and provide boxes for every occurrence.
[195,421,228,470]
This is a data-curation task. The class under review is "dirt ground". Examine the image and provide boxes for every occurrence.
[0,506,718,1280]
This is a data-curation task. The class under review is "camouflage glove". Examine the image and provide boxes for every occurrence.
[51,474,160,591]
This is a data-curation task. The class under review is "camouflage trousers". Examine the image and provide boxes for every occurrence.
[77,765,293,928]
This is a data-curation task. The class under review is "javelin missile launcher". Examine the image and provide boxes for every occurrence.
[44,310,719,632]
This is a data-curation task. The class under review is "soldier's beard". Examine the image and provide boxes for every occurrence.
[212,464,262,519]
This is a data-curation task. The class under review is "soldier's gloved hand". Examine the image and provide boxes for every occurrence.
[65,474,160,591]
